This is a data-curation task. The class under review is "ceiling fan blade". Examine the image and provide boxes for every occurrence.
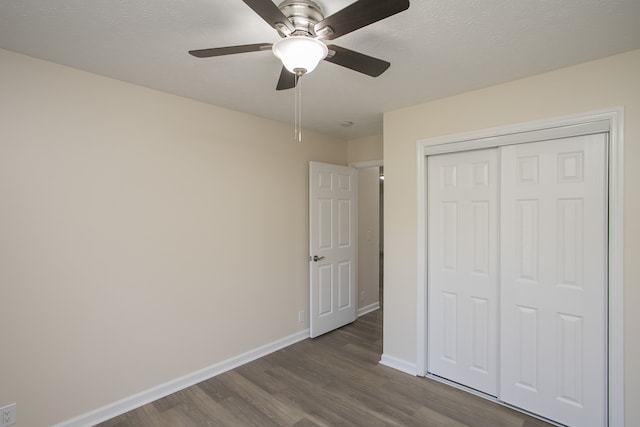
[315,0,409,40]
[276,66,297,91]
[324,45,390,77]
[189,43,272,58]
[242,0,296,34]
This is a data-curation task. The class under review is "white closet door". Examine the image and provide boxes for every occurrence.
[428,148,499,396]
[500,134,607,426]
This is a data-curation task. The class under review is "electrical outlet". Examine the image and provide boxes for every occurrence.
[1,403,16,427]
[360,290,366,301]
[298,310,305,323]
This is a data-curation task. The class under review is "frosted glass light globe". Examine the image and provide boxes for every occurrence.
[272,36,328,75]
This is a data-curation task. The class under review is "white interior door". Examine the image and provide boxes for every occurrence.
[309,162,357,338]
[500,134,608,426]
[427,149,499,396]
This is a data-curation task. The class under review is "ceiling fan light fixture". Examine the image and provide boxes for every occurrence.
[272,36,328,75]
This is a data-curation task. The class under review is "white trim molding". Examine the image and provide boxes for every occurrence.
[415,107,624,426]
[52,329,310,427]
[358,302,381,317]
[380,354,418,376]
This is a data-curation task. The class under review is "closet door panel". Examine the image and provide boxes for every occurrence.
[499,134,607,427]
[428,148,499,396]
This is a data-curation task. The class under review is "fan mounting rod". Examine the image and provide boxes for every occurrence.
[276,0,326,37]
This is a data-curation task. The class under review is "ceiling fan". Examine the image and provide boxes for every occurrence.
[189,0,410,90]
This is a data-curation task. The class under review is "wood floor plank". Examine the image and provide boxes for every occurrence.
[215,370,307,425]
[319,379,423,426]
[184,386,243,426]
[196,375,237,403]
[97,309,555,427]
[290,418,325,427]
[215,395,282,427]
[411,406,468,427]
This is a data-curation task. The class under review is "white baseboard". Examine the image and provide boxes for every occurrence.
[357,302,380,317]
[379,354,417,376]
[53,329,310,427]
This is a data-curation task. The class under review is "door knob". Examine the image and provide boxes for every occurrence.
[312,255,325,262]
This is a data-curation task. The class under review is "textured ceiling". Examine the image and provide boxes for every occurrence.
[1,0,639,140]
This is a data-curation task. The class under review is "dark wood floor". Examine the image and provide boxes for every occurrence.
[98,309,554,427]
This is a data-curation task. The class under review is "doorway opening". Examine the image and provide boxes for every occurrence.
[352,161,384,317]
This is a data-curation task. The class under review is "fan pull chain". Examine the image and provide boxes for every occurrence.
[294,72,302,143]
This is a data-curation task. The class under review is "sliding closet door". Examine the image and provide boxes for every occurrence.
[427,148,499,396]
[500,134,607,426]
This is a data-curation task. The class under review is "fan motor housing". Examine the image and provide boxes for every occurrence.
[277,0,325,37]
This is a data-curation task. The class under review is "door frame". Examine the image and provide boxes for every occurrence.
[415,108,624,425]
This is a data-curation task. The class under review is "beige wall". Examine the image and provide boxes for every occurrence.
[347,134,383,163]
[0,49,347,426]
[383,49,640,424]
